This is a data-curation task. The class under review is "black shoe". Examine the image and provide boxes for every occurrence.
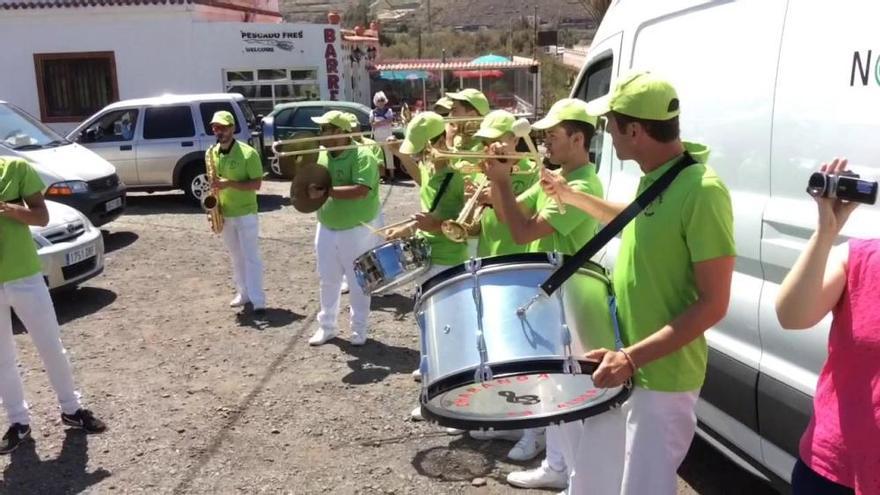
[253,308,267,317]
[0,423,31,454]
[61,409,106,433]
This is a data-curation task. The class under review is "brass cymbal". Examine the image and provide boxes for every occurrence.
[290,162,331,213]
[276,130,320,179]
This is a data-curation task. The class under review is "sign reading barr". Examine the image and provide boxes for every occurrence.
[241,30,305,53]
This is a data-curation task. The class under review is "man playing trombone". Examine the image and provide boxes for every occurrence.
[306,111,382,347]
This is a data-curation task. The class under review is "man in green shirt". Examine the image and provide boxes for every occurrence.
[208,110,266,315]
[307,111,381,347]
[0,156,107,454]
[482,99,603,492]
[541,72,736,495]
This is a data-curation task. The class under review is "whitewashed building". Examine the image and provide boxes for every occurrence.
[0,0,375,133]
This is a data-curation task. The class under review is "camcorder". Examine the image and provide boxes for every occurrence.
[807,171,877,205]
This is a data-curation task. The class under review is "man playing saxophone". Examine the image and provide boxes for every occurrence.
[208,110,266,316]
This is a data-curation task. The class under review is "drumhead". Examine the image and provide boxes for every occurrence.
[420,360,631,430]
[419,252,608,295]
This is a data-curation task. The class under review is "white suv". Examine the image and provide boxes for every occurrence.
[68,94,257,205]
[33,201,105,290]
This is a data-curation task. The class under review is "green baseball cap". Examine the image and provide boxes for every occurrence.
[399,111,445,154]
[434,96,454,111]
[473,110,516,140]
[585,71,680,121]
[532,98,597,130]
[446,88,490,116]
[310,110,353,132]
[210,110,235,127]
[343,112,361,130]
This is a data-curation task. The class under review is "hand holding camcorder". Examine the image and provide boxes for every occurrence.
[807,169,877,205]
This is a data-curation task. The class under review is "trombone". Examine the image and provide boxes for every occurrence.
[272,131,398,158]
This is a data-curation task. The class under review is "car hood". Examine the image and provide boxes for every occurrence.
[22,143,117,181]
[29,200,89,235]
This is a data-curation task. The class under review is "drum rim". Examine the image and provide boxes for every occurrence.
[418,253,608,294]
[420,359,632,430]
[353,236,431,294]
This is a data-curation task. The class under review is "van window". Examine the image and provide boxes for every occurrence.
[576,57,614,169]
[198,102,241,134]
[143,105,195,140]
[0,102,67,151]
[82,109,139,143]
[280,107,327,129]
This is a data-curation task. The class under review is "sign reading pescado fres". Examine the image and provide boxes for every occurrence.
[241,31,304,53]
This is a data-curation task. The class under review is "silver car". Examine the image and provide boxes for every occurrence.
[68,93,257,205]
[33,201,105,290]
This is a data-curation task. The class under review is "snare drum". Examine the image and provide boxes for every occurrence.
[353,237,431,295]
[414,252,631,430]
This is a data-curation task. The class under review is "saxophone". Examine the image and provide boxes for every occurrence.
[202,143,224,234]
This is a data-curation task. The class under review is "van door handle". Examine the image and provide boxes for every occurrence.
[119,145,132,151]
[181,141,194,147]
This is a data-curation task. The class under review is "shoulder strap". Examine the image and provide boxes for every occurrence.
[540,152,698,295]
[427,172,455,213]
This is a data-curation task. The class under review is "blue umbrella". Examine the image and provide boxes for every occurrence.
[469,54,511,65]
[380,70,430,80]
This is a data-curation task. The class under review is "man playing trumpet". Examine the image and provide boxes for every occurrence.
[306,111,382,347]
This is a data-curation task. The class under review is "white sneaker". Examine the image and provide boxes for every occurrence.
[410,406,423,421]
[340,280,350,294]
[507,430,546,461]
[469,429,523,442]
[350,332,367,346]
[411,368,422,382]
[308,328,338,346]
[445,427,464,435]
[506,460,568,489]
[228,294,249,308]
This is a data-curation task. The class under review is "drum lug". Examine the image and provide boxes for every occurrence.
[474,363,494,383]
[548,251,563,266]
[443,324,451,334]
[465,257,482,273]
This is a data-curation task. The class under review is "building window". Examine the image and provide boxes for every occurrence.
[224,68,320,116]
[33,52,119,123]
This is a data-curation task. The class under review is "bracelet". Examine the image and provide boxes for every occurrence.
[619,349,638,374]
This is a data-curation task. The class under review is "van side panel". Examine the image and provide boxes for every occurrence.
[621,0,790,463]
[759,0,880,481]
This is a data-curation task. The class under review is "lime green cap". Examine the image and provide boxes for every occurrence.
[343,112,360,130]
[446,88,490,116]
[473,110,516,140]
[210,110,235,127]
[310,110,354,132]
[399,111,445,154]
[532,98,597,130]
[585,71,680,121]
[434,96,454,111]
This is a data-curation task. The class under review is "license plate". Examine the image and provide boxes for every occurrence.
[65,244,96,266]
[105,197,123,212]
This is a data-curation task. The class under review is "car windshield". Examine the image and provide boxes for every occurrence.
[0,103,69,150]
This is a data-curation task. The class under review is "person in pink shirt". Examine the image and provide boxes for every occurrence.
[776,158,880,495]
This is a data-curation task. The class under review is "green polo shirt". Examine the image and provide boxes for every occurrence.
[0,157,44,283]
[209,141,263,218]
[613,142,736,392]
[317,146,380,230]
[418,163,467,266]
[477,159,539,257]
[517,164,603,256]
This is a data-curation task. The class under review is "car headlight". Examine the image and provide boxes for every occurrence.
[46,180,89,196]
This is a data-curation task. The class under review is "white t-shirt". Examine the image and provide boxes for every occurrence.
[371,107,394,141]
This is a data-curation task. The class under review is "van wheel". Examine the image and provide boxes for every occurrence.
[181,163,209,206]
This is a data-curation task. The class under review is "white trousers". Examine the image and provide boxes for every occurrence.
[563,387,700,495]
[545,424,568,472]
[315,220,381,336]
[0,274,82,424]
[222,214,266,308]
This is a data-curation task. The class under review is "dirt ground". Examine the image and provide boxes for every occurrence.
[0,178,781,494]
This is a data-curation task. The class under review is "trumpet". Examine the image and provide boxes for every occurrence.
[441,177,489,242]
[428,146,540,175]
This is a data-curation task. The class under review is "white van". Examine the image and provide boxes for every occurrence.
[574,0,879,488]
[0,101,126,226]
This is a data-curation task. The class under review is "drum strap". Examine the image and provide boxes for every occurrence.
[540,151,698,295]
[427,172,455,213]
